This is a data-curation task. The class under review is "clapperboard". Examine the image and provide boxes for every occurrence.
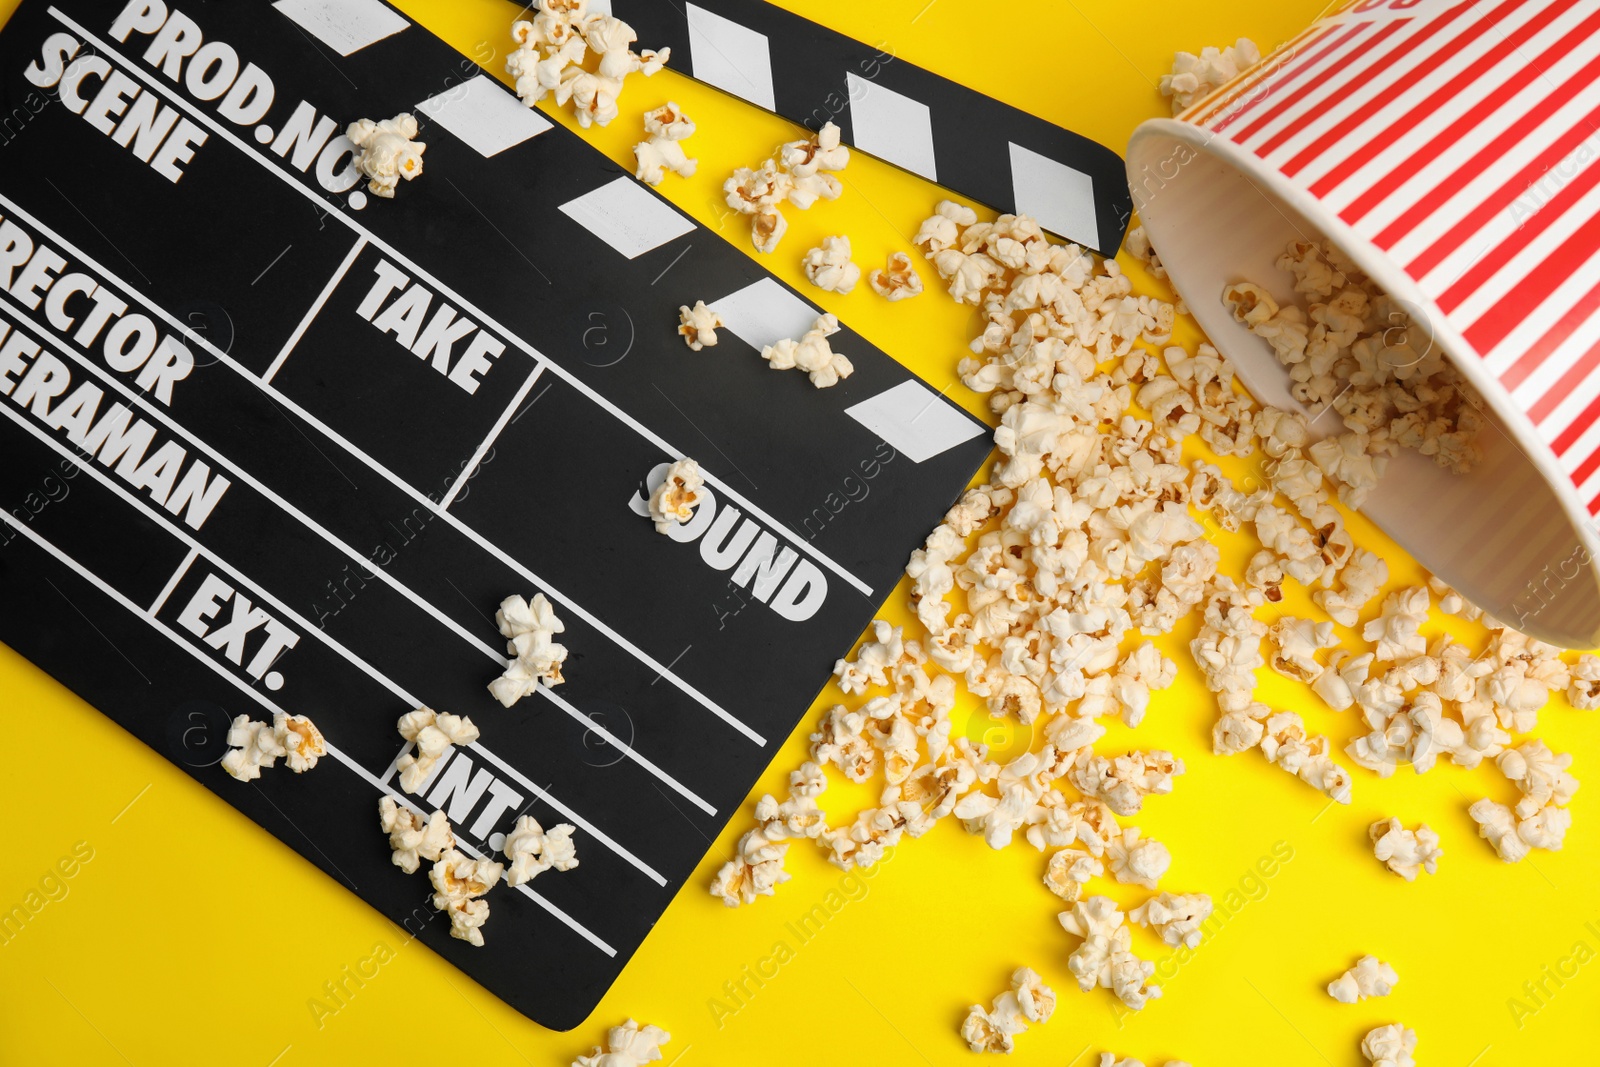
[0,0,1022,1029]
[603,0,1135,258]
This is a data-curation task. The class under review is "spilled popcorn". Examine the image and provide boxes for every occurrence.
[959,967,1054,1054]
[1157,37,1261,113]
[869,251,925,301]
[1100,1057,1192,1067]
[572,1019,670,1067]
[378,796,454,874]
[1328,955,1398,1004]
[762,314,855,389]
[1369,818,1441,881]
[801,235,862,295]
[395,707,479,794]
[503,814,579,886]
[1059,896,1161,1010]
[222,712,325,781]
[507,1,667,128]
[724,122,849,254]
[705,184,1594,1042]
[347,114,425,199]
[633,102,697,186]
[1362,1023,1418,1067]
[677,301,723,351]
[1470,739,1580,862]
[429,848,504,946]
[709,762,828,906]
[1129,891,1212,949]
[648,458,706,533]
[489,593,568,706]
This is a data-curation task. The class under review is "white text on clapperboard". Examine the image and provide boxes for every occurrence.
[0,212,230,528]
[26,2,371,195]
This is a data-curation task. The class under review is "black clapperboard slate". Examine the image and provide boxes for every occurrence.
[600,0,1134,258]
[0,0,1034,1029]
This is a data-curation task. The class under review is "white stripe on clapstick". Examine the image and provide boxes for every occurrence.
[271,0,409,56]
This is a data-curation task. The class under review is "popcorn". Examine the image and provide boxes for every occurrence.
[1079,642,1177,728]
[1010,966,1056,1024]
[898,759,975,823]
[378,796,454,874]
[633,102,696,186]
[953,778,1040,850]
[706,198,1579,1022]
[834,620,903,695]
[1466,739,1580,861]
[1310,432,1389,511]
[1428,575,1481,620]
[503,815,579,886]
[1104,827,1170,889]
[1044,847,1103,901]
[1267,616,1338,684]
[1025,795,1117,854]
[347,114,424,198]
[869,251,925,301]
[429,849,504,946]
[221,714,283,782]
[960,967,1054,1054]
[222,712,326,781]
[1561,652,1600,710]
[677,301,723,351]
[643,100,694,140]
[762,314,855,388]
[1260,711,1352,803]
[914,199,979,256]
[1190,577,1267,717]
[801,236,862,295]
[275,713,326,772]
[1363,587,1430,662]
[810,703,875,782]
[1067,749,1184,817]
[1099,1057,1192,1067]
[781,121,850,177]
[508,8,668,127]
[1159,38,1261,113]
[573,1019,671,1067]
[1059,896,1161,1010]
[1469,799,1532,863]
[395,707,480,794]
[1124,225,1167,283]
[726,161,791,217]
[1498,740,1579,816]
[1328,955,1398,1003]
[710,824,790,905]
[1129,891,1213,949]
[1228,240,1481,480]
[725,122,848,253]
[1316,550,1389,627]
[1369,818,1441,880]
[1212,703,1268,755]
[647,458,706,533]
[1312,650,1369,712]
[489,591,569,706]
[760,789,830,843]
[1361,1024,1417,1067]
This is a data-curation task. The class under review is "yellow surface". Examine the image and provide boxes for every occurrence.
[3,1,1598,1064]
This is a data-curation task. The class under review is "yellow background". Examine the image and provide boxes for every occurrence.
[3,0,1598,1064]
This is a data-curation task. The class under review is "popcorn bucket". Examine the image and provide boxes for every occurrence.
[1127,0,1600,648]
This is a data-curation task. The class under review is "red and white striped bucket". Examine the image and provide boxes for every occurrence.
[1129,0,1600,648]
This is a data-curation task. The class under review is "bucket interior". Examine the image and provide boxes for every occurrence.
[1127,125,1600,649]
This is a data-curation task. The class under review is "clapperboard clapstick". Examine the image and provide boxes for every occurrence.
[547,0,1134,258]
